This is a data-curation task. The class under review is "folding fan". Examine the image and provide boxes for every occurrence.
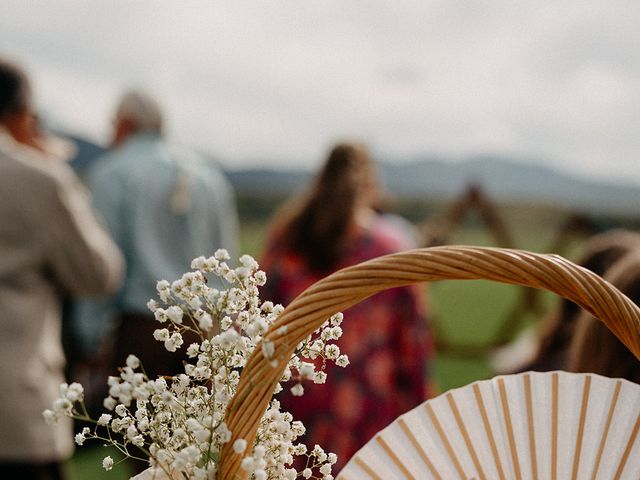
[338,371,640,480]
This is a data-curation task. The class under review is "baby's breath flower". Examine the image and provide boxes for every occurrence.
[233,438,247,453]
[261,340,275,359]
[313,372,328,384]
[146,299,158,312]
[74,432,86,445]
[240,457,254,472]
[329,312,343,326]
[336,354,350,368]
[324,344,340,360]
[290,383,304,397]
[299,362,315,378]
[186,343,200,358]
[214,248,230,261]
[197,312,213,331]
[102,456,114,471]
[166,305,184,324]
[97,413,112,426]
[103,397,117,410]
[154,309,168,323]
[45,252,342,480]
[126,354,140,369]
[42,409,57,425]
[191,256,206,270]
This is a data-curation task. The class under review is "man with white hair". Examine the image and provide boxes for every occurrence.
[73,89,239,391]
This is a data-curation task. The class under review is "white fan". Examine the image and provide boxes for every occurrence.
[338,371,640,480]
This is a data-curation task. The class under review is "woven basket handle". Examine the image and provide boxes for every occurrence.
[219,246,640,479]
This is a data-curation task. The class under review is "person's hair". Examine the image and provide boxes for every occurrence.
[530,229,640,369]
[0,57,30,122]
[567,252,640,383]
[269,142,377,273]
[116,89,164,134]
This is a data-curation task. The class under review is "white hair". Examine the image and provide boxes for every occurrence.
[116,89,164,134]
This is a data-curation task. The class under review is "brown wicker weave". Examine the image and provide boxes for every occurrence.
[219,246,640,479]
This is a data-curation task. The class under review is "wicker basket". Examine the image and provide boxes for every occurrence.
[219,246,640,479]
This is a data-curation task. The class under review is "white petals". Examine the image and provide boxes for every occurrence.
[98,413,112,426]
[102,456,114,471]
[126,354,140,369]
[166,305,184,324]
[153,328,169,341]
[336,354,350,367]
[261,340,275,359]
[290,383,304,397]
[233,438,247,453]
[45,252,343,479]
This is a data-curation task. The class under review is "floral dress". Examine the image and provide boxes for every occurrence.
[260,215,433,471]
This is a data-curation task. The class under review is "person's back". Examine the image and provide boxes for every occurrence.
[0,57,123,479]
[87,133,237,313]
[260,143,432,471]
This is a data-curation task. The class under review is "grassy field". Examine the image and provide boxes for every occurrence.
[68,200,606,477]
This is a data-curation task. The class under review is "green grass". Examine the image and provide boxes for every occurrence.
[68,446,132,480]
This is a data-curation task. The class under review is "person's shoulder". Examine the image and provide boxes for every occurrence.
[85,140,150,185]
[0,143,74,189]
[170,144,225,172]
[2,151,92,224]
[171,146,233,187]
[86,147,128,178]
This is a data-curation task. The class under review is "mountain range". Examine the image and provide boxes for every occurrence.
[62,132,639,217]
[227,156,640,217]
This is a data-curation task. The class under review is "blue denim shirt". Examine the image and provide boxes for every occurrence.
[72,133,239,353]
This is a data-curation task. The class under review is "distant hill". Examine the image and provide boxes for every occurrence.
[57,130,639,218]
[227,155,640,217]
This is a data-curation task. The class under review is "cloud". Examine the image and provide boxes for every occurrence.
[1,0,639,182]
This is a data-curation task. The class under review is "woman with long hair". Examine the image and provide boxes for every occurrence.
[261,142,432,470]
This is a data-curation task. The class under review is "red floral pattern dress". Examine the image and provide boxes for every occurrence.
[260,215,433,471]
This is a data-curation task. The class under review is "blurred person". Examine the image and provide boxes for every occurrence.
[0,57,123,480]
[260,142,433,470]
[493,229,640,373]
[568,252,640,383]
[72,89,239,391]
[373,195,421,250]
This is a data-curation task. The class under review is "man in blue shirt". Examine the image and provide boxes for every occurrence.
[73,89,239,382]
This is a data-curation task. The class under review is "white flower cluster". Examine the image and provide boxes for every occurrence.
[44,250,346,480]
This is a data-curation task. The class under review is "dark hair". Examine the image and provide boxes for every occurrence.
[568,252,640,383]
[528,229,640,371]
[268,142,377,273]
[0,57,30,121]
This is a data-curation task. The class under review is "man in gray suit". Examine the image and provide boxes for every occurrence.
[0,57,123,479]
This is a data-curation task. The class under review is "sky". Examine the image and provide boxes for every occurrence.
[2,1,639,182]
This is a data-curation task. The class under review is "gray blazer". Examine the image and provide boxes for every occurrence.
[0,130,123,462]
